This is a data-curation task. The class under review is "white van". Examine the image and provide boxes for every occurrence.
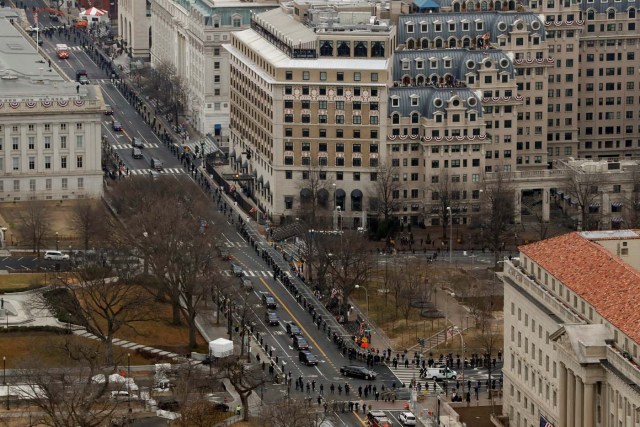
[44,250,69,261]
[426,367,457,381]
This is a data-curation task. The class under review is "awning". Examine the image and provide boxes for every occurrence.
[563,194,570,200]
[242,160,248,168]
[257,175,264,184]
[229,149,236,158]
[335,189,346,199]
[252,170,257,178]
[300,188,313,199]
[612,217,624,223]
[214,124,222,130]
[351,189,363,199]
[265,181,270,190]
[612,202,624,208]
[234,157,241,164]
[589,203,600,209]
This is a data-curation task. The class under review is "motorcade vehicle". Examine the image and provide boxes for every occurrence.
[292,334,309,350]
[298,350,318,366]
[262,293,277,309]
[265,311,279,326]
[340,365,377,380]
[286,322,301,337]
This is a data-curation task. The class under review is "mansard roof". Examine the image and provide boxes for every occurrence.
[393,48,514,81]
[388,87,483,117]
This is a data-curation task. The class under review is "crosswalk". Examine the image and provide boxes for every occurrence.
[128,168,185,175]
[220,269,274,278]
[112,143,160,150]
[182,139,220,156]
[389,365,446,394]
[223,241,249,248]
[46,46,85,53]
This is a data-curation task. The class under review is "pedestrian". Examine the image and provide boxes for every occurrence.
[319,384,324,395]
[235,405,241,415]
[405,358,409,368]
[330,384,335,394]
[345,383,350,395]
[375,391,380,401]
[312,380,316,392]
[474,386,479,400]
[358,386,363,397]
[317,395,322,406]
[466,391,471,406]
[338,385,342,395]
[306,382,311,394]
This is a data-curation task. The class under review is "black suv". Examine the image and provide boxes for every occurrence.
[293,334,309,350]
[340,365,377,380]
[298,350,318,366]
[261,293,277,309]
[131,137,144,148]
[286,322,301,337]
[265,311,279,326]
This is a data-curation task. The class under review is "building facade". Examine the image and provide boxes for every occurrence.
[501,230,640,427]
[226,4,395,226]
[0,14,104,201]
[118,0,152,59]
[150,0,278,138]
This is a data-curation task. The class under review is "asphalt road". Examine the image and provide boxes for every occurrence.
[21,2,184,177]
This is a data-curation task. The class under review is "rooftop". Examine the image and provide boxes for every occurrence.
[519,232,640,345]
[0,11,100,102]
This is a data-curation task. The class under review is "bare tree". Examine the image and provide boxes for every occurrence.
[320,232,373,303]
[71,200,107,251]
[261,398,329,427]
[561,166,603,231]
[370,162,403,237]
[55,259,155,365]
[297,161,334,229]
[110,177,221,349]
[624,167,640,228]
[481,171,515,266]
[141,61,187,127]
[521,198,550,241]
[216,356,267,422]
[17,201,50,255]
[430,169,461,240]
[17,338,124,427]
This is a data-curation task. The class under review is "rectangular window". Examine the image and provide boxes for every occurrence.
[61,178,68,190]
[77,155,83,168]
[60,136,67,149]
[45,178,52,190]
[12,157,19,171]
[28,157,35,170]
[61,156,67,169]
[77,178,84,189]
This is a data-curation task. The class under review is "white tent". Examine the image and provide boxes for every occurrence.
[78,7,109,23]
[209,338,233,357]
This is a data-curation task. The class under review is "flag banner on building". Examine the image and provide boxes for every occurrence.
[540,415,554,427]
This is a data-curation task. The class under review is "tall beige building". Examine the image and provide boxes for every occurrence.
[501,230,640,427]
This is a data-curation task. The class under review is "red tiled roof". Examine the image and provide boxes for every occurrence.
[519,232,640,344]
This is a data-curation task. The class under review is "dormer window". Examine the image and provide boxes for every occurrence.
[391,97,400,107]
[416,59,424,69]
[435,23,442,32]
[402,60,410,70]
[475,20,484,31]
[411,96,419,106]
[421,23,428,31]
[430,59,438,68]
[407,23,415,33]
[448,22,456,31]
[444,59,452,68]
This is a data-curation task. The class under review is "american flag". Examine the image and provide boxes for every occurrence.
[539,416,554,427]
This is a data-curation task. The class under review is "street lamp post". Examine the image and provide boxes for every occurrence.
[453,327,465,384]
[354,285,369,317]
[127,353,131,408]
[55,232,59,251]
[446,207,452,263]
[2,356,5,384]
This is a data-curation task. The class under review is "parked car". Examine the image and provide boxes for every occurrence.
[265,311,279,326]
[340,365,377,380]
[44,250,69,261]
[399,412,417,426]
[262,293,277,309]
[150,157,163,171]
[286,322,301,337]
[112,119,122,131]
[293,334,309,350]
[298,350,318,366]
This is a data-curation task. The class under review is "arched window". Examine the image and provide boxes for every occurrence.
[354,41,368,57]
[416,75,425,85]
[587,9,595,20]
[629,7,636,18]
[337,41,351,57]
[320,41,333,56]
[421,38,429,48]
[448,38,457,48]
[454,2,461,11]
[407,39,415,49]
[607,8,615,19]
[462,37,471,48]
[392,113,400,124]
[435,38,443,48]
[371,41,385,57]
[411,113,420,124]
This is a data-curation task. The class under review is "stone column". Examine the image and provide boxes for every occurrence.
[559,363,567,427]
[575,375,584,427]
[514,190,522,224]
[584,382,595,427]
[542,188,550,222]
[567,370,575,427]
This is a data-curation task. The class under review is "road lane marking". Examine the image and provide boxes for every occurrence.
[353,412,368,426]
[258,276,335,370]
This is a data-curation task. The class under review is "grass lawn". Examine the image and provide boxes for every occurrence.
[0,331,165,367]
[0,273,46,292]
